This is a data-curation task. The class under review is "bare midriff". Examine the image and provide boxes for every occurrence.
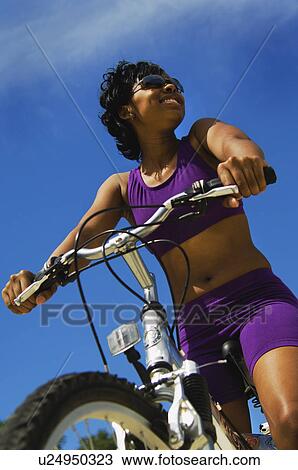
[159,212,271,305]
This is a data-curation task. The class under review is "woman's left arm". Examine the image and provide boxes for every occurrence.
[191,118,269,208]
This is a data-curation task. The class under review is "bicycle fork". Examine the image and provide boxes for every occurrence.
[140,300,216,449]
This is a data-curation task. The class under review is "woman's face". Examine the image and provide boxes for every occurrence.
[127,73,185,132]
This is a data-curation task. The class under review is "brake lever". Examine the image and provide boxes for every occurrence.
[14,256,71,306]
[14,274,51,306]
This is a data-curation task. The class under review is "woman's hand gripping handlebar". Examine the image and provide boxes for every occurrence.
[2,268,59,314]
[10,256,73,308]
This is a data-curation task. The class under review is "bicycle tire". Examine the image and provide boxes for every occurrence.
[0,372,169,450]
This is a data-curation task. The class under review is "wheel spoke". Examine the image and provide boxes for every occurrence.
[71,424,88,450]
[84,419,94,450]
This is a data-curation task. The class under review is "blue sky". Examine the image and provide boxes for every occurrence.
[1,0,298,439]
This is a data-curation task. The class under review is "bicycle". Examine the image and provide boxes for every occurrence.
[0,167,277,450]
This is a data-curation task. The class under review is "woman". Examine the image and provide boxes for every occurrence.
[2,60,298,449]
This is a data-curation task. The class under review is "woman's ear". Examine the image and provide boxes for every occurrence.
[118,105,135,121]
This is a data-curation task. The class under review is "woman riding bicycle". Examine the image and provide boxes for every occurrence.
[2,60,298,449]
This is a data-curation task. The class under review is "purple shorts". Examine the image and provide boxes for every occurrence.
[178,268,298,404]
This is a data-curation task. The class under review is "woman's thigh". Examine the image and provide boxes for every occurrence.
[251,345,298,449]
[239,300,298,380]
[252,346,298,425]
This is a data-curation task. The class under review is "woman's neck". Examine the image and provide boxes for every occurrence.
[139,134,180,174]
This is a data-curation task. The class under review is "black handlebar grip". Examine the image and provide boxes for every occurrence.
[206,165,277,192]
[263,166,277,185]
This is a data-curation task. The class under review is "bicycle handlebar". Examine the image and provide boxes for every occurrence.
[14,166,276,306]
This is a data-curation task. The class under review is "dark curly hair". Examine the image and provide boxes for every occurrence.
[99,60,168,162]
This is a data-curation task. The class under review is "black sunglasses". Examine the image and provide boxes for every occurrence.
[132,74,184,95]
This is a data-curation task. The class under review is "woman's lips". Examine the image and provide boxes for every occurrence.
[160,99,181,106]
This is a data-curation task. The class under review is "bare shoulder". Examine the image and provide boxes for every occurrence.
[187,118,222,172]
[103,172,129,194]
[112,171,130,202]
[111,171,136,226]
[188,118,222,153]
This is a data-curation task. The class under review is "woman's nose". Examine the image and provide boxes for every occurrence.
[163,82,177,93]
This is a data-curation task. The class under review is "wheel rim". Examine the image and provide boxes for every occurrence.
[44,401,169,450]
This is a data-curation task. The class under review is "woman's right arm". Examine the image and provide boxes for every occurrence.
[2,174,125,315]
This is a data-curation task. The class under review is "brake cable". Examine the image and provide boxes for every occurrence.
[73,203,193,370]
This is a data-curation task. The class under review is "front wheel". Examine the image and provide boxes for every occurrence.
[0,372,169,450]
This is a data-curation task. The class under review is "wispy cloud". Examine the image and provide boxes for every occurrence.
[0,0,196,90]
[0,0,297,92]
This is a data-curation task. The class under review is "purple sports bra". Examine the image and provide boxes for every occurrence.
[127,136,245,258]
